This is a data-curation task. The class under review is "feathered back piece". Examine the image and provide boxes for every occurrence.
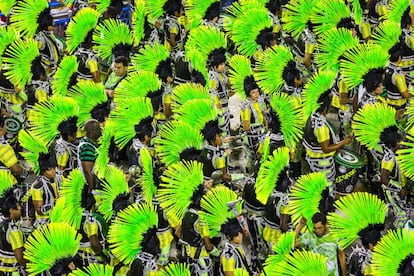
[18,130,49,175]
[160,263,191,276]
[352,102,397,151]
[224,5,273,57]
[65,7,100,54]
[155,121,203,166]
[174,99,218,131]
[131,43,170,74]
[397,133,414,180]
[94,122,114,179]
[316,28,359,71]
[288,172,330,230]
[310,0,351,36]
[185,25,227,68]
[171,83,211,112]
[68,80,108,127]
[59,169,88,230]
[273,250,328,275]
[327,192,387,249]
[24,222,81,275]
[88,0,111,14]
[340,43,389,89]
[255,147,290,204]
[383,0,410,24]
[108,97,153,149]
[0,27,19,68]
[302,70,337,120]
[95,165,130,221]
[264,232,302,273]
[108,203,158,265]
[113,71,161,104]
[199,185,243,238]
[371,20,402,53]
[0,170,17,204]
[371,229,414,275]
[132,0,146,46]
[9,0,49,37]
[158,160,204,227]
[139,147,157,203]
[93,19,133,61]
[51,55,79,96]
[0,0,16,15]
[254,45,295,95]
[144,0,168,24]
[3,38,39,89]
[270,93,304,147]
[70,263,114,276]
[185,0,220,29]
[228,55,254,101]
[28,95,79,146]
[281,0,318,38]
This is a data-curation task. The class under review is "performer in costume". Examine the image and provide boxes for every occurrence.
[51,55,80,96]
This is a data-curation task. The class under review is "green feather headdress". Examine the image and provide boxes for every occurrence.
[371,20,402,53]
[3,38,40,89]
[59,169,88,230]
[199,185,243,238]
[0,0,16,15]
[158,160,204,227]
[340,43,389,90]
[383,0,410,24]
[288,172,330,230]
[95,165,130,222]
[93,19,133,61]
[349,0,363,25]
[131,0,146,46]
[94,122,114,179]
[131,43,170,74]
[28,95,79,146]
[255,147,290,204]
[70,263,114,276]
[228,54,254,101]
[65,7,100,54]
[88,0,111,14]
[24,222,81,275]
[108,202,158,265]
[51,55,79,96]
[138,147,157,203]
[49,197,68,224]
[254,45,295,95]
[316,28,359,71]
[185,0,220,30]
[310,0,351,36]
[18,130,49,175]
[68,80,108,127]
[187,50,210,84]
[224,0,266,29]
[264,231,297,273]
[327,192,387,249]
[273,250,328,275]
[0,27,19,69]
[397,133,414,180]
[0,170,17,199]
[225,7,273,57]
[113,71,161,105]
[171,82,211,112]
[371,229,414,275]
[144,0,168,24]
[160,262,191,276]
[174,99,218,132]
[155,121,203,166]
[281,0,318,38]
[352,102,397,151]
[302,70,337,120]
[108,96,153,149]
[270,92,304,147]
[9,0,49,37]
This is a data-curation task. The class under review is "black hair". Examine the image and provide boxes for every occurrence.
[204,2,221,21]
[336,17,355,30]
[316,90,332,113]
[221,218,243,240]
[37,8,53,32]
[363,69,384,93]
[399,255,414,275]
[38,153,56,175]
[112,193,130,214]
[255,27,275,49]
[179,148,201,162]
[380,125,401,148]
[388,43,403,63]
[311,212,327,225]
[191,70,207,86]
[163,0,183,15]
[269,109,281,134]
[189,185,205,209]
[68,72,79,91]
[155,59,173,83]
[282,60,300,87]
[201,120,221,144]
[134,117,154,142]
[147,89,164,112]
[114,55,129,66]
[317,188,334,214]
[0,190,18,218]
[208,48,226,69]
[358,224,383,248]
[266,0,283,14]
[140,227,161,256]
[49,257,74,276]
[112,44,132,60]
[401,7,412,29]
[31,56,46,81]
[57,116,78,141]
[243,76,259,98]
[91,102,110,123]
[80,185,96,211]
[109,0,124,16]
[80,30,94,49]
